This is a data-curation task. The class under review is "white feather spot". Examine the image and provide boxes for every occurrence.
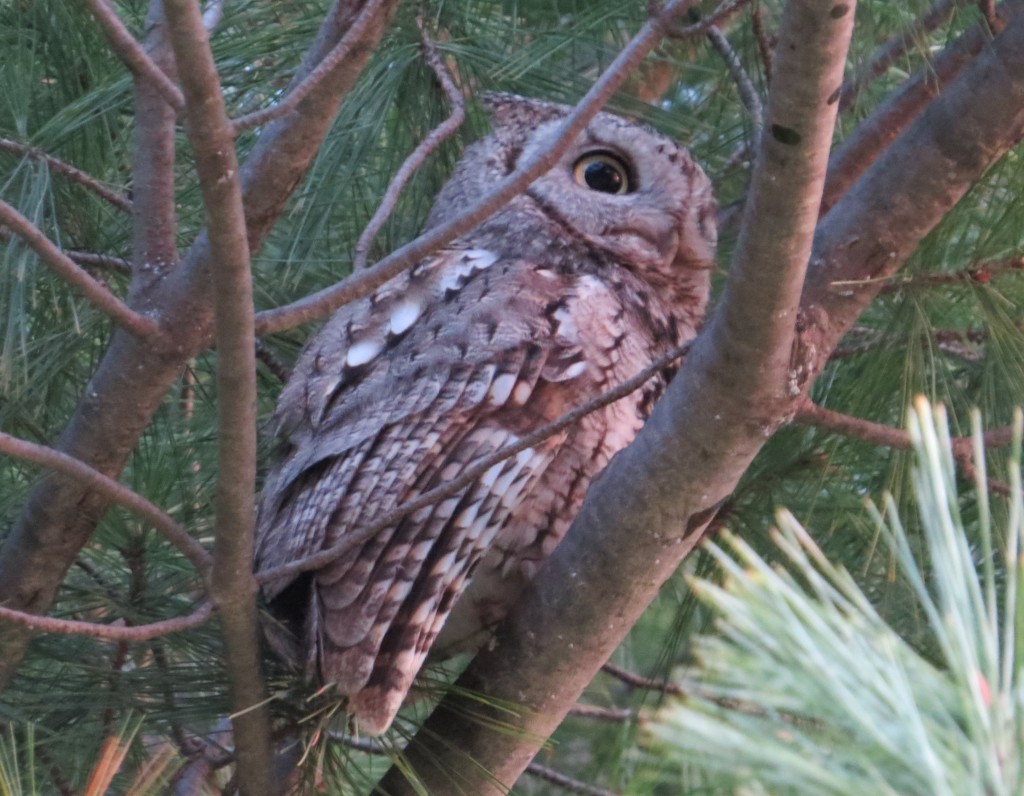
[489,373,517,406]
[461,249,497,269]
[438,249,498,292]
[389,300,421,335]
[512,381,533,405]
[563,361,588,380]
[345,338,381,367]
[480,460,505,488]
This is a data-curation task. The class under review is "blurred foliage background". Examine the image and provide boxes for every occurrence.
[1,0,1023,792]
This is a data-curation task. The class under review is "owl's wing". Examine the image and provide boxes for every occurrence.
[255,248,625,733]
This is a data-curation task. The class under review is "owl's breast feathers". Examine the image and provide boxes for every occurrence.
[255,245,697,734]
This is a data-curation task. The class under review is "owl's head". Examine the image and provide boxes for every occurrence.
[426,93,717,278]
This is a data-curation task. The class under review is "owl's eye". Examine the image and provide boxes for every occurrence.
[572,152,633,195]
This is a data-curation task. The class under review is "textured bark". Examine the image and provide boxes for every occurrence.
[0,0,400,691]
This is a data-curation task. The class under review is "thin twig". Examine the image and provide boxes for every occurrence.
[840,0,959,112]
[231,0,393,133]
[0,431,211,574]
[794,399,1015,452]
[567,704,635,722]
[705,24,763,131]
[352,19,466,271]
[601,662,686,697]
[0,138,132,212]
[0,601,213,641]
[66,250,133,275]
[82,0,185,111]
[874,256,1024,292]
[254,0,704,335]
[524,763,621,796]
[0,228,133,275]
[257,339,693,586]
[0,201,162,339]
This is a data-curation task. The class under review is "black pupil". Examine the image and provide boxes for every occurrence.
[584,161,623,193]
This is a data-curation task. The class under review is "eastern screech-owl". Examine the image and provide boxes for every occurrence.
[255,94,716,735]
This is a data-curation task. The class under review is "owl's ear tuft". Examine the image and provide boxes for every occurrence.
[479,92,570,130]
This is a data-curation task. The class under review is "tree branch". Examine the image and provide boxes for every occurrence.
[821,2,1006,214]
[253,0,704,335]
[352,19,466,271]
[230,0,393,133]
[839,0,959,112]
[0,137,132,213]
[0,432,211,574]
[82,0,185,112]
[0,200,162,339]
[0,0,399,692]
[162,0,273,791]
[0,601,212,641]
[375,2,855,793]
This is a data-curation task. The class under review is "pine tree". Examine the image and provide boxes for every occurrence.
[0,0,1022,793]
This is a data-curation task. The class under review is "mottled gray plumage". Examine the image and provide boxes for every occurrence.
[255,94,716,735]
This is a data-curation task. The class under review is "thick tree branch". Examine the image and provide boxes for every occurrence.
[0,432,210,574]
[839,0,959,112]
[254,0,703,335]
[0,138,132,213]
[82,0,185,112]
[0,601,212,642]
[805,6,1024,357]
[376,2,856,793]
[0,200,161,339]
[0,0,397,691]
[162,0,272,792]
[821,2,1012,214]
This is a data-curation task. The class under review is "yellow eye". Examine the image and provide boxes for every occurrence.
[572,152,633,195]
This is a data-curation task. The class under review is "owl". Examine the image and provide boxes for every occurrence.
[254,94,716,735]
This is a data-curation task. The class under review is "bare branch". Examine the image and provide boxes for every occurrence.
[601,662,686,697]
[352,20,466,271]
[524,763,621,796]
[254,0,705,335]
[0,601,212,641]
[0,431,211,574]
[821,8,996,214]
[840,0,959,112]
[0,228,132,275]
[566,704,635,722]
[793,400,1016,453]
[82,0,185,112]
[231,0,394,133]
[0,138,132,212]
[258,339,693,587]
[162,0,272,790]
[0,201,162,339]
[66,250,133,275]
[705,24,763,132]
